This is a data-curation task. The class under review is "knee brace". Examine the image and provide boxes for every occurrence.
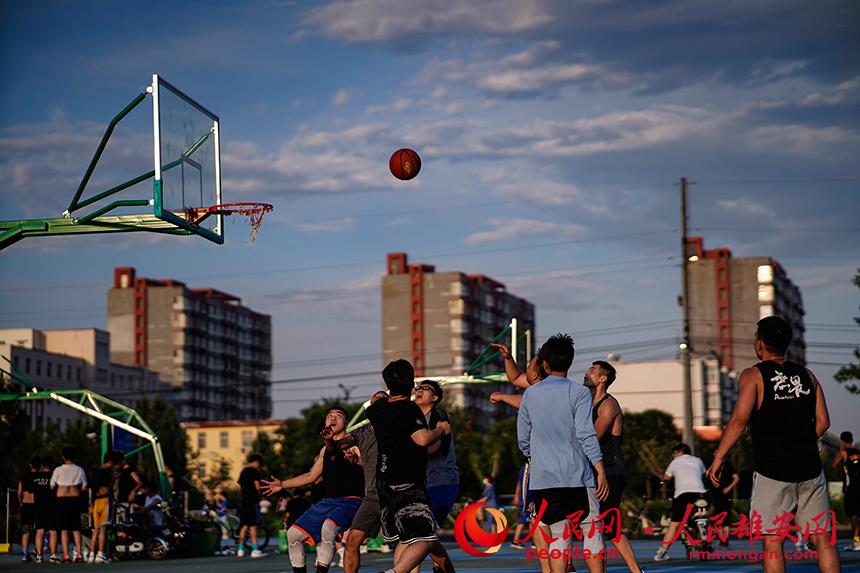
[287,526,308,569]
[316,519,340,567]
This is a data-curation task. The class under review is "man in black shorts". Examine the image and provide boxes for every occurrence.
[708,457,738,547]
[18,456,40,562]
[517,334,608,573]
[365,359,450,573]
[655,444,705,561]
[237,453,265,558]
[584,361,644,572]
[33,456,58,563]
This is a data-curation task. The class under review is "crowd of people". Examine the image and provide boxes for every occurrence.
[14,315,858,573]
[17,448,168,563]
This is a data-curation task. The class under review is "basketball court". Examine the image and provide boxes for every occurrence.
[2,538,859,572]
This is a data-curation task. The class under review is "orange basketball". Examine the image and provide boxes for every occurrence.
[389,148,422,181]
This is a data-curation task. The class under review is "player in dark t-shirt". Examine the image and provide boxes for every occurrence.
[33,457,58,563]
[364,359,450,573]
[236,454,264,558]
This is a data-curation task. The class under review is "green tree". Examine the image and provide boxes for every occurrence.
[834,270,860,395]
[621,409,679,499]
[133,397,191,484]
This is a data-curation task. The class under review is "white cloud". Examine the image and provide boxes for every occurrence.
[294,217,355,233]
[464,217,588,245]
[332,88,350,106]
[303,0,553,43]
[422,41,633,97]
[715,198,775,221]
[746,124,860,157]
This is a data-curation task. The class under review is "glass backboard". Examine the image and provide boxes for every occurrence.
[151,74,223,244]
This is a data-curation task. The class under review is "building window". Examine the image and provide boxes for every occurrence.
[26,358,31,374]
[77,367,81,382]
[46,362,52,378]
[719,307,728,319]
[242,430,253,450]
[220,431,229,448]
[757,264,774,284]
[36,360,41,376]
[197,463,206,478]
[198,432,207,449]
[758,284,775,303]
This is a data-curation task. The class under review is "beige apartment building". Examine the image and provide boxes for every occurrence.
[0,327,169,429]
[381,253,535,429]
[182,419,284,484]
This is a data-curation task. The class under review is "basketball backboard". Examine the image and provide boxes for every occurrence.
[0,74,235,249]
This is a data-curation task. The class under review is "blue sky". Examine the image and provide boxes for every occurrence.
[1,0,858,435]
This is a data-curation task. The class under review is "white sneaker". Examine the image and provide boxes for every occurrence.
[250,549,264,558]
[654,549,669,562]
[86,552,95,563]
[237,547,246,557]
[95,552,110,564]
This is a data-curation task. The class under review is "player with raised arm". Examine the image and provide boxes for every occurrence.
[583,361,645,572]
[261,407,364,573]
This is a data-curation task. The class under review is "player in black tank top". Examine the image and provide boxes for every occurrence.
[584,360,643,572]
[750,359,821,481]
[707,316,840,572]
[322,445,364,499]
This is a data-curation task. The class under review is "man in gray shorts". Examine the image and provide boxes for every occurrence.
[341,391,386,573]
[707,316,840,572]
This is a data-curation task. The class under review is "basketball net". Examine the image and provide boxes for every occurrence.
[189,202,273,244]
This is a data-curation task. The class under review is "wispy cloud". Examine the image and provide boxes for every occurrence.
[302,0,552,43]
[464,217,588,245]
[294,217,355,233]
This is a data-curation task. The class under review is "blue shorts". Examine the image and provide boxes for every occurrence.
[427,483,459,524]
[517,463,534,525]
[292,497,362,545]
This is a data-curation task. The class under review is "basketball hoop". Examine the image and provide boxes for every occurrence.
[187,202,273,243]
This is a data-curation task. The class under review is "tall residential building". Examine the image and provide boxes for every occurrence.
[0,327,169,430]
[686,237,806,371]
[108,267,272,422]
[382,253,535,428]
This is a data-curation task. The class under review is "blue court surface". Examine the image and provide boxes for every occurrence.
[2,539,859,572]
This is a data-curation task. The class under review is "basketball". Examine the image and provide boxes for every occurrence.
[389,148,422,181]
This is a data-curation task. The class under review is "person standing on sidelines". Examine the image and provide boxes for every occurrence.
[365,359,451,573]
[33,456,58,563]
[653,444,706,561]
[832,431,860,551]
[17,456,40,562]
[583,361,644,573]
[87,451,119,563]
[237,453,266,558]
[517,334,608,573]
[50,447,88,563]
[706,316,840,572]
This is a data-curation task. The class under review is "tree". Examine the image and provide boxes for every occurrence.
[834,270,860,395]
[133,397,191,484]
[201,457,232,494]
[621,410,679,499]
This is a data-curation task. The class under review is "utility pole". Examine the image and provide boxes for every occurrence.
[680,177,695,452]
